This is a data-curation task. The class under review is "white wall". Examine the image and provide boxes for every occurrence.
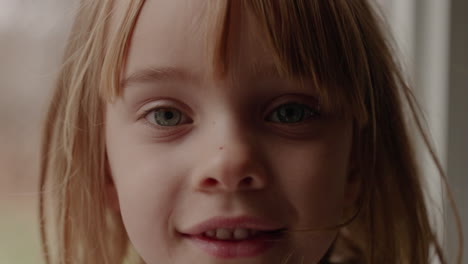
[447,0,468,262]
[0,1,76,263]
[379,0,467,262]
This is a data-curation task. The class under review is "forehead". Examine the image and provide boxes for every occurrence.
[106,0,370,124]
[122,0,273,81]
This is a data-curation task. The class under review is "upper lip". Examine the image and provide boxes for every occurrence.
[181,216,285,235]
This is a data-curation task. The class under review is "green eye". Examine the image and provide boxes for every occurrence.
[267,103,320,123]
[146,108,182,126]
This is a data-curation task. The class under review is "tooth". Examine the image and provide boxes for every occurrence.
[215,228,232,240]
[233,228,249,240]
[205,230,215,238]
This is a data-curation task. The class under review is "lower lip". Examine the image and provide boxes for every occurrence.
[184,233,281,258]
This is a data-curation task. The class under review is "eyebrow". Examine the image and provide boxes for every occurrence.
[250,63,283,78]
[121,67,194,89]
[121,64,285,89]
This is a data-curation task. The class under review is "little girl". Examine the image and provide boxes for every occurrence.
[39,0,462,263]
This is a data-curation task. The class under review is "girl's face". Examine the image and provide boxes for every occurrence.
[105,0,358,263]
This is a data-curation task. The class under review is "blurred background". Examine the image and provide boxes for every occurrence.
[0,0,466,263]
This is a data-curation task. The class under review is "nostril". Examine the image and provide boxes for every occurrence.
[239,177,253,187]
[203,178,218,187]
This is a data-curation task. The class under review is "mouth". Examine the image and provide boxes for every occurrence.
[180,216,286,258]
[198,227,284,241]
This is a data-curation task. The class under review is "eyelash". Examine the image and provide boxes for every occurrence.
[139,102,321,130]
[265,102,321,124]
[140,107,191,130]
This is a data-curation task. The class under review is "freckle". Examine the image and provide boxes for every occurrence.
[219,146,224,150]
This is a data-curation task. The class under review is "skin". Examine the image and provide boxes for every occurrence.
[105,0,359,263]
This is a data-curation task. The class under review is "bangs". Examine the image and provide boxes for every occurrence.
[102,0,370,126]
[210,0,371,126]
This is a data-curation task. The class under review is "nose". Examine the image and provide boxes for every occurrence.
[191,128,268,193]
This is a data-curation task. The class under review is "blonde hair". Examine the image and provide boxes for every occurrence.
[39,0,463,263]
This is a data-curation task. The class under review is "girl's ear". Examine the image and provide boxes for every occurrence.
[104,166,121,213]
[344,167,362,209]
[344,124,363,209]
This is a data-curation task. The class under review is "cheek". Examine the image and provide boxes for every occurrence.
[269,136,351,229]
[266,136,351,261]
[106,133,185,260]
